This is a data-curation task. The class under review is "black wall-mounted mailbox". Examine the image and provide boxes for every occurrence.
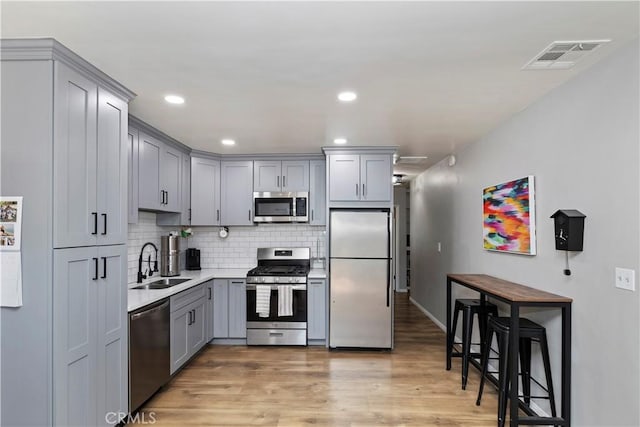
[550,209,586,251]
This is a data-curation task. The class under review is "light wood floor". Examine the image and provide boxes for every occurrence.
[137,293,500,426]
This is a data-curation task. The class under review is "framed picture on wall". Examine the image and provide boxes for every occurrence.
[482,176,536,255]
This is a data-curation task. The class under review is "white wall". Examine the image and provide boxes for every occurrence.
[128,212,326,283]
[410,39,639,425]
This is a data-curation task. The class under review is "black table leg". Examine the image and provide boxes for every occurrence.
[446,277,452,370]
[562,303,572,426]
[509,303,520,427]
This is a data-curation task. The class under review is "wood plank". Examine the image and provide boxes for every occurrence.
[132,294,509,426]
[447,274,573,303]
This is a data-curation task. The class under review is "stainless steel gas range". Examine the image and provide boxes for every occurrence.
[245,248,310,346]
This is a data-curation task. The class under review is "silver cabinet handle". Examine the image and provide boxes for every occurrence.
[355,183,359,196]
[277,176,280,188]
[311,210,314,221]
[208,287,212,300]
[282,176,286,188]
[91,212,98,235]
[192,309,196,324]
[248,210,251,221]
[217,209,220,221]
[362,183,366,198]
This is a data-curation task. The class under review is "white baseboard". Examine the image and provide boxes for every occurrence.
[409,296,446,332]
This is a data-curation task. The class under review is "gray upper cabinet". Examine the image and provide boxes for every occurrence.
[190,156,221,226]
[53,63,127,248]
[128,127,139,224]
[309,160,326,225]
[253,160,309,192]
[221,161,253,226]
[53,244,127,426]
[156,150,191,226]
[138,132,162,210]
[138,132,182,213]
[328,153,392,203]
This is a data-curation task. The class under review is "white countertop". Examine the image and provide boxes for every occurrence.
[128,268,250,312]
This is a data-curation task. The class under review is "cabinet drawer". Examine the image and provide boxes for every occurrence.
[171,283,205,312]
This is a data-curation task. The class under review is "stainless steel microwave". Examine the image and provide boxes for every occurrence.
[253,192,309,223]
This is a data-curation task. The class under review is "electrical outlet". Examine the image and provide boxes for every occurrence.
[615,268,636,291]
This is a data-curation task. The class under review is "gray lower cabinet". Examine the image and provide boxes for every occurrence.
[220,161,253,226]
[307,279,327,341]
[170,284,207,374]
[212,279,246,339]
[205,281,215,342]
[53,244,128,426]
[309,160,326,225]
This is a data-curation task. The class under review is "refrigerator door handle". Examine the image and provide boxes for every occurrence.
[386,258,391,307]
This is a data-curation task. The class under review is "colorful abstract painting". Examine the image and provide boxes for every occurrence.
[483,176,536,255]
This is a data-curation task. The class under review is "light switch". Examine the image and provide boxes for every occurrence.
[615,268,635,291]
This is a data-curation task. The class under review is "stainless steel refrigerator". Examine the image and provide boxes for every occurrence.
[329,209,393,349]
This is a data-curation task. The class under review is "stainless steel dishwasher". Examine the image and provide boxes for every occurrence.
[129,298,170,412]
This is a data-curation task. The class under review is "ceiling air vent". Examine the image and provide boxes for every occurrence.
[523,39,611,70]
[394,156,428,165]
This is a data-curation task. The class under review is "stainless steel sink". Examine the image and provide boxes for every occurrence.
[132,278,190,290]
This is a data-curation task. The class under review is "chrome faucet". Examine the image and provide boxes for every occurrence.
[137,242,159,283]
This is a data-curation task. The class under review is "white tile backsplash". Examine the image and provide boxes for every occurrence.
[127,211,327,283]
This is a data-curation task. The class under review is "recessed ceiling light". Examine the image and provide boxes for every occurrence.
[337,91,357,102]
[164,95,185,105]
[221,139,236,146]
[333,138,347,145]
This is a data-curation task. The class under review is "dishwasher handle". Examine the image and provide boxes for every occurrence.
[130,299,169,320]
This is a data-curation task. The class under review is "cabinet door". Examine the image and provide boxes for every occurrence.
[308,280,326,340]
[253,160,281,192]
[309,160,326,225]
[328,155,360,202]
[228,280,247,338]
[127,127,139,224]
[221,161,254,226]
[281,160,309,192]
[191,157,221,226]
[212,280,229,338]
[138,132,162,210]
[188,298,207,355]
[96,245,127,423]
[53,62,98,249]
[162,144,182,212]
[96,89,128,245]
[205,281,215,342]
[53,247,99,426]
[360,154,392,202]
[181,152,191,224]
[170,305,190,374]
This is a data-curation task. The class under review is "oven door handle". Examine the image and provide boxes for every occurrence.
[246,284,307,291]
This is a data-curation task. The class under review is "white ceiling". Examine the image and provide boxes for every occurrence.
[2,1,638,176]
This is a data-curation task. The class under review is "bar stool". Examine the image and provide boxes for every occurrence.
[448,299,498,389]
[476,316,557,427]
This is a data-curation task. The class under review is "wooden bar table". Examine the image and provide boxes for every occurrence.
[446,274,573,426]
